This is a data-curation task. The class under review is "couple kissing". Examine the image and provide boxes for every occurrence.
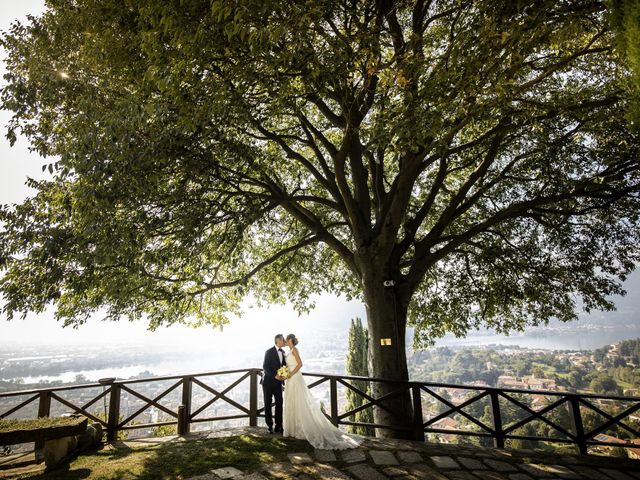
[262,333,361,450]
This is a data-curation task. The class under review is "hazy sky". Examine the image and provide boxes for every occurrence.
[0,1,637,349]
[0,0,48,206]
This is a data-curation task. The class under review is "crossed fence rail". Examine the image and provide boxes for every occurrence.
[1,368,639,455]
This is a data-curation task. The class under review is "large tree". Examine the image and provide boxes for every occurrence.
[1,0,639,437]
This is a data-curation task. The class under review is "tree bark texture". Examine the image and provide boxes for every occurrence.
[362,267,414,439]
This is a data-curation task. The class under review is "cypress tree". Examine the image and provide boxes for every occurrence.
[346,318,375,436]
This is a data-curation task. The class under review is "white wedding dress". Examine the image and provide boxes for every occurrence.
[283,350,362,449]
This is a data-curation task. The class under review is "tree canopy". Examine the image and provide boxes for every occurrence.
[609,0,640,126]
[1,0,638,348]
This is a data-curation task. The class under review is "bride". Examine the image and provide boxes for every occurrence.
[283,333,362,449]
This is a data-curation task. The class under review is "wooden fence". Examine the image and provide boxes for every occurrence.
[1,368,639,455]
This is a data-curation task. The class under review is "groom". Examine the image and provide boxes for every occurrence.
[262,334,286,434]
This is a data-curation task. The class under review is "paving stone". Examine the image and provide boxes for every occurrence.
[346,464,387,480]
[507,475,534,480]
[294,475,313,480]
[569,465,613,480]
[431,456,461,469]
[627,472,640,480]
[519,463,582,478]
[300,463,351,480]
[369,438,419,450]
[457,457,485,470]
[211,467,244,479]
[314,448,337,462]
[370,449,399,465]
[517,464,553,478]
[548,464,582,479]
[513,448,537,456]
[408,463,450,480]
[600,469,637,480]
[240,474,268,480]
[474,451,497,458]
[384,466,411,477]
[561,456,583,465]
[492,450,514,458]
[473,472,507,480]
[445,471,480,480]
[186,475,217,480]
[287,452,313,465]
[397,450,424,463]
[482,460,518,472]
[261,461,298,478]
[340,448,367,463]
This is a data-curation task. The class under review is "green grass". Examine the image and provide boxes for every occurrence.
[531,363,557,375]
[0,418,84,433]
[8,434,313,479]
[615,379,634,390]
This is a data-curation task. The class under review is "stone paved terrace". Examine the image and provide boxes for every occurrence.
[178,427,640,480]
[2,426,640,479]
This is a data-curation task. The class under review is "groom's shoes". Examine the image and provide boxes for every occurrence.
[274,428,284,434]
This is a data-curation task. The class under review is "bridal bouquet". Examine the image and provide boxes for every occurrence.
[277,366,290,379]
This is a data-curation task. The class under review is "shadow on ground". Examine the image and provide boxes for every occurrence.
[1,432,311,479]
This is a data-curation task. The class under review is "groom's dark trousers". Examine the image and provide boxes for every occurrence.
[262,347,285,432]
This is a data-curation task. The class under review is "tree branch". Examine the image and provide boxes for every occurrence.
[425,131,505,244]
[406,181,640,292]
[260,177,357,274]
[307,93,346,128]
[188,235,321,294]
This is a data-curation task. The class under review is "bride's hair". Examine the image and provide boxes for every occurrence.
[286,334,299,346]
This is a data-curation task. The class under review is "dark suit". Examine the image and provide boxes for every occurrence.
[262,346,285,431]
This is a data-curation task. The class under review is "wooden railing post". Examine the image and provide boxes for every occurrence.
[179,376,192,435]
[330,378,338,426]
[568,395,587,455]
[107,383,121,442]
[177,405,186,435]
[35,391,51,454]
[37,391,51,419]
[412,385,425,442]
[249,370,258,427]
[489,390,505,449]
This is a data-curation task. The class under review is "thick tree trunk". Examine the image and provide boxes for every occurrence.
[362,270,414,439]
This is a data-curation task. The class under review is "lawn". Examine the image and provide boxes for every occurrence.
[5,434,313,480]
